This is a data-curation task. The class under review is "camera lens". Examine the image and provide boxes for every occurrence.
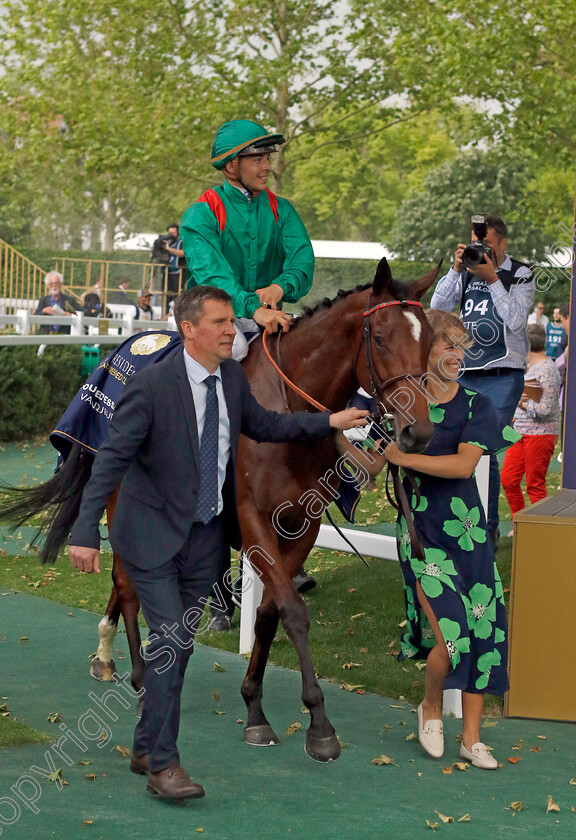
[462,244,484,268]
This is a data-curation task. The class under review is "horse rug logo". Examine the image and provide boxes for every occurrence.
[130,333,172,356]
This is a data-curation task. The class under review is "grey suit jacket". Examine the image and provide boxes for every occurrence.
[69,350,331,569]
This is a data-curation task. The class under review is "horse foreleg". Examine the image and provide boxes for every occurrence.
[241,592,281,746]
[278,592,341,763]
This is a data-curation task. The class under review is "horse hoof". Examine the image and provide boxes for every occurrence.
[90,657,116,682]
[305,732,342,763]
[244,725,280,746]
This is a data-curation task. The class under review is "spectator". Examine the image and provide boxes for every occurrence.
[109,278,136,305]
[133,290,154,331]
[35,271,79,334]
[555,301,570,451]
[164,224,186,312]
[545,306,567,359]
[501,324,561,527]
[430,215,534,551]
[527,300,549,326]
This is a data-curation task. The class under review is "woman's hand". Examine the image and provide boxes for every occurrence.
[384,441,409,467]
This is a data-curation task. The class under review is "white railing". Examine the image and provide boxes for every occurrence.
[0,309,175,342]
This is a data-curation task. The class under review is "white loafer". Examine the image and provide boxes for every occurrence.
[417,703,444,758]
[460,741,498,770]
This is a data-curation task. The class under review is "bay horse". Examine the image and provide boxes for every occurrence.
[0,258,439,763]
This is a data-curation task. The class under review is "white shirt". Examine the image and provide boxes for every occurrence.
[183,349,231,516]
[527,311,549,327]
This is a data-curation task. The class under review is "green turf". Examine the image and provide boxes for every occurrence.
[0,716,52,748]
[1,591,576,840]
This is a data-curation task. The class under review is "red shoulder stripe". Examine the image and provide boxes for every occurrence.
[266,188,279,223]
[197,189,227,232]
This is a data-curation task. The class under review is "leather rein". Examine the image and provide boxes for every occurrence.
[261,298,428,563]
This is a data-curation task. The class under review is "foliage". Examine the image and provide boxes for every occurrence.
[289,109,457,241]
[388,148,553,262]
[0,346,84,441]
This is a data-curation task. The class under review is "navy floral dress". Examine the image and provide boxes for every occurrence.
[396,386,520,694]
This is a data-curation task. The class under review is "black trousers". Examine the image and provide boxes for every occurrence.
[123,515,227,773]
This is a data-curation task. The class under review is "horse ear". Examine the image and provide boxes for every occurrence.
[372,257,392,297]
[408,259,444,301]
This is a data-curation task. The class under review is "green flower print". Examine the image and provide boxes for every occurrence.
[410,476,428,512]
[494,566,505,604]
[475,649,502,690]
[465,440,488,451]
[428,404,445,424]
[443,497,487,551]
[495,628,506,644]
[400,635,418,659]
[397,517,412,564]
[502,425,522,443]
[438,617,470,668]
[421,618,435,649]
[412,547,457,598]
[404,584,417,623]
[462,582,496,639]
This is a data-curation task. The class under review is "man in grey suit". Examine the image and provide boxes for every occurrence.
[69,285,367,801]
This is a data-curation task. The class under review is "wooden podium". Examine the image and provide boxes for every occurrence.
[505,489,576,722]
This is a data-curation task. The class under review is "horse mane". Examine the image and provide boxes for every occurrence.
[294,276,412,328]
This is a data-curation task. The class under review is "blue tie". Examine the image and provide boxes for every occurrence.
[196,375,219,524]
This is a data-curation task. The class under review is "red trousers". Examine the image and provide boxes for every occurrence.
[501,434,557,517]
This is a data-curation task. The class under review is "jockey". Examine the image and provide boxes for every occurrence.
[180,119,314,360]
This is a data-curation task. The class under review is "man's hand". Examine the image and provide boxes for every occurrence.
[452,243,467,273]
[329,408,370,430]
[252,307,293,334]
[255,283,284,310]
[469,253,498,284]
[69,545,101,574]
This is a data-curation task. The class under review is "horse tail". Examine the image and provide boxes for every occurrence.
[0,443,94,565]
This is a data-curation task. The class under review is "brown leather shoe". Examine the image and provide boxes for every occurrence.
[130,753,149,775]
[146,764,206,800]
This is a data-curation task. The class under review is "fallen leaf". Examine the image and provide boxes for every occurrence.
[213,662,226,672]
[286,722,302,736]
[359,647,368,654]
[85,774,97,781]
[77,761,92,766]
[19,637,29,643]
[350,612,366,620]
[47,712,62,723]
[341,662,362,670]
[370,754,398,766]
[569,779,576,786]
[406,732,417,741]
[441,766,453,775]
[347,587,356,593]
[507,757,522,764]
[426,820,439,831]
[389,704,405,709]
[512,739,523,750]
[546,795,560,814]
[212,690,220,703]
[417,771,423,778]
[537,735,547,740]
[453,762,470,772]
[47,768,66,784]
[435,812,454,824]
[116,745,130,758]
[398,619,407,628]
[415,662,427,670]
[0,704,7,712]
[195,829,204,833]
[356,689,366,695]
[97,732,109,742]
[81,820,94,825]
[529,747,541,752]
[509,801,524,812]
[210,709,225,715]
[340,683,365,692]
[458,814,471,822]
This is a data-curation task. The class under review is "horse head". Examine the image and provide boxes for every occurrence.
[357,257,443,453]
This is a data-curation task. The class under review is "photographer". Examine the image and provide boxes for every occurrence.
[430,215,534,550]
[164,224,186,312]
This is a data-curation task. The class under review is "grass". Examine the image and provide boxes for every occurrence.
[0,715,53,749]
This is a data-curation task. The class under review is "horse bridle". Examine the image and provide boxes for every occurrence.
[356,299,427,422]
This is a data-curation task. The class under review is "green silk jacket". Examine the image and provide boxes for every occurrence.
[180,180,314,319]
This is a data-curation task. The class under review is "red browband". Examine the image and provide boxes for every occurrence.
[363,300,424,317]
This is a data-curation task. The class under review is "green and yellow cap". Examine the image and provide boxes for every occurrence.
[211,119,285,170]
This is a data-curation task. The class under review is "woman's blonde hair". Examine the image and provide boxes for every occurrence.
[426,308,474,348]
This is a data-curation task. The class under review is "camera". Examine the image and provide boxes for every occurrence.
[150,234,172,263]
[461,214,493,269]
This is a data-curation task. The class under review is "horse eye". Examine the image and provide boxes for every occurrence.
[373,334,387,349]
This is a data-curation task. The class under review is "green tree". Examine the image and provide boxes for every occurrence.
[388,148,548,262]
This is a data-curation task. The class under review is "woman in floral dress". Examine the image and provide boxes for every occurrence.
[335,309,519,769]
[385,310,520,769]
